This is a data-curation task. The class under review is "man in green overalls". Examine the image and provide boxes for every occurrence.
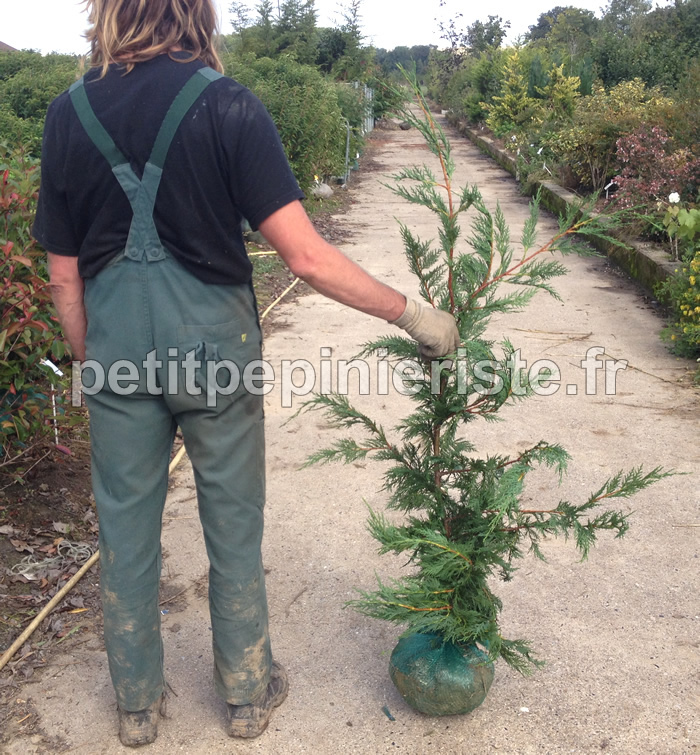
[34,0,460,747]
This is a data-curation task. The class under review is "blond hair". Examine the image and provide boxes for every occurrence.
[83,0,224,77]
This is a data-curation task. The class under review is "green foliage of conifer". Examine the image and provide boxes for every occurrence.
[303,71,672,674]
[484,50,543,139]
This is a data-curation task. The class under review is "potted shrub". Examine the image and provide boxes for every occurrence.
[303,76,670,716]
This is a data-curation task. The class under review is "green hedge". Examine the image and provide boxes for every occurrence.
[223,54,348,192]
[0,52,80,154]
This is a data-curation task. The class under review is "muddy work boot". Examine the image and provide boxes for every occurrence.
[227,661,288,738]
[118,693,167,747]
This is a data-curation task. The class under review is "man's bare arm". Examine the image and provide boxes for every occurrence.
[258,201,460,358]
[259,200,407,320]
[47,253,87,362]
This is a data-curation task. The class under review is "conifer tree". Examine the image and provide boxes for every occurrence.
[484,49,543,138]
[229,1,251,34]
[332,0,368,81]
[538,63,580,121]
[252,0,277,59]
[276,0,318,65]
[303,71,671,674]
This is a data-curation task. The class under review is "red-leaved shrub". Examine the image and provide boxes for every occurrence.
[611,125,700,210]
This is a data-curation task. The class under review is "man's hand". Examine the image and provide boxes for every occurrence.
[390,298,461,358]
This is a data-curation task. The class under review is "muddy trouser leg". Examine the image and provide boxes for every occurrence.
[172,390,270,705]
[154,259,271,706]
[82,255,175,712]
[86,388,175,711]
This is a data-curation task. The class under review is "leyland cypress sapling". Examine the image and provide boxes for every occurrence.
[303,71,671,675]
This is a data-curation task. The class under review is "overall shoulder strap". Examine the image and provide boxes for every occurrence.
[69,77,128,168]
[68,67,224,262]
[148,67,223,169]
[69,67,224,170]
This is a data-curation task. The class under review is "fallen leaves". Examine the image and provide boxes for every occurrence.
[9,539,32,554]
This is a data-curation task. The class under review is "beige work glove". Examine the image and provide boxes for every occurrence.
[390,298,461,358]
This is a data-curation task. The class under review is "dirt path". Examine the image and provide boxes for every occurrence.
[6,116,698,754]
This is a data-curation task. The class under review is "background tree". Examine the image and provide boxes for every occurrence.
[547,8,598,69]
[376,45,435,84]
[276,0,318,64]
[229,0,251,34]
[330,0,370,81]
[250,0,279,59]
[226,1,255,55]
[593,0,652,85]
[316,27,348,73]
[467,15,511,54]
[484,49,542,138]
[537,63,581,122]
[431,9,512,117]
[526,6,571,42]
[526,53,548,99]
[600,0,652,35]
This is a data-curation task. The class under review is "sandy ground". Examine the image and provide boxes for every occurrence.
[5,114,699,755]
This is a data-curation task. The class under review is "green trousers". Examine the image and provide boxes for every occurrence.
[83,251,271,712]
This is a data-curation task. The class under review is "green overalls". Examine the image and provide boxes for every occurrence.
[70,69,271,712]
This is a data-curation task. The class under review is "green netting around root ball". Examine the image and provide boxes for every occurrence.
[389,633,494,716]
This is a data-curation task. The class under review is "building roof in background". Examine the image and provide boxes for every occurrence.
[0,41,19,52]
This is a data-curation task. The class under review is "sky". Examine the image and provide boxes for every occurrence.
[0,0,671,56]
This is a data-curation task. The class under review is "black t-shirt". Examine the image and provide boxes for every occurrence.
[32,53,304,284]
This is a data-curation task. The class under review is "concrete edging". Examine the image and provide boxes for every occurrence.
[446,113,679,293]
